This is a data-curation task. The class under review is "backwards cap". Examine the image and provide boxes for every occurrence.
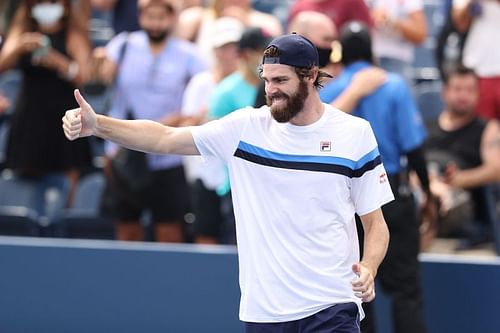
[262,33,319,68]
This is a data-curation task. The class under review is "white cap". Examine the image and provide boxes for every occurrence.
[211,17,245,48]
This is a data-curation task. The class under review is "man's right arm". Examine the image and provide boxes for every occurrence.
[63,89,200,156]
[331,67,386,113]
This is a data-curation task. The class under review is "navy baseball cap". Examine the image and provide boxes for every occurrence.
[262,33,319,68]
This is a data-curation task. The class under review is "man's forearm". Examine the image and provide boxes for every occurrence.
[95,114,197,155]
[331,87,363,114]
[451,165,500,189]
[360,210,390,277]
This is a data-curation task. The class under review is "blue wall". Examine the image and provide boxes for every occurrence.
[0,237,499,333]
[375,254,500,333]
[0,237,242,333]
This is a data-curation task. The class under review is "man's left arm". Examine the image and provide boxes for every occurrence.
[352,208,389,302]
[445,120,500,188]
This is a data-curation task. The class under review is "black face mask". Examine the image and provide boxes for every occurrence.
[146,30,169,44]
[317,47,333,68]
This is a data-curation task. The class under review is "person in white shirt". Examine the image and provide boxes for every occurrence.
[453,0,500,120]
[62,33,392,332]
[181,16,244,244]
[368,0,427,81]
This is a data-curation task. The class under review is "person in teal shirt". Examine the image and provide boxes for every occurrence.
[209,27,272,195]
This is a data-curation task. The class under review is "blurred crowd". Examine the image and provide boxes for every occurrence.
[0,0,499,253]
[1,2,500,333]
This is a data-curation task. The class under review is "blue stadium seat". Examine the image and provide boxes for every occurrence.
[415,81,443,123]
[0,175,41,236]
[55,172,114,239]
[0,69,22,115]
[0,172,70,236]
[0,122,10,168]
[485,184,500,255]
[412,0,446,81]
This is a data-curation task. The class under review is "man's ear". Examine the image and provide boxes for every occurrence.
[308,68,319,82]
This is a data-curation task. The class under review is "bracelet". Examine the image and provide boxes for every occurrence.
[65,61,79,81]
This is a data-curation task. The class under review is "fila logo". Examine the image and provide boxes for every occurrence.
[320,141,331,152]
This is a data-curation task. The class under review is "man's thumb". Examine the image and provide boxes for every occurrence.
[74,89,89,109]
[352,263,361,276]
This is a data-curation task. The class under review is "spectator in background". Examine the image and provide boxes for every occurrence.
[210,26,271,126]
[320,21,432,333]
[453,0,500,120]
[0,0,92,189]
[435,0,468,81]
[91,0,140,34]
[426,66,500,248]
[203,27,271,244]
[98,0,206,242]
[287,11,340,78]
[177,0,282,65]
[368,0,427,82]
[287,0,372,31]
[181,17,244,244]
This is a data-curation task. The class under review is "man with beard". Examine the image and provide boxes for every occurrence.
[63,33,392,332]
[97,0,207,242]
[425,66,500,248]
[320,21,432,333]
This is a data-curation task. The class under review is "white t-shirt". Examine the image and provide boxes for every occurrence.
[370,0,424,63]
[181,71,226,189]
[454,0,500,77]
[191,104,394,322]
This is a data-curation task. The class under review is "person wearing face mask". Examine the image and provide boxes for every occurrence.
[254,11,339,108]
[0,0,92,194]
[287,11,340,79]
[96,0,207,243]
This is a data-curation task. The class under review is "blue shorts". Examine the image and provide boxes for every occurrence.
[245,302,360,333]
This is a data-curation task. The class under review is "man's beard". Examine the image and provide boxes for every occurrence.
[146,29,169,44]
[266,80,309,123]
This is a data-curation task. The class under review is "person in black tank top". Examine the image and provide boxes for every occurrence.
[0,0,92,177]
[425,66,500,248]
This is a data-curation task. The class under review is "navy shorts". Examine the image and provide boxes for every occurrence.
[245,302,360,333]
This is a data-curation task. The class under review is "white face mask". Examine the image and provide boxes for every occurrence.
[31,3,64,26]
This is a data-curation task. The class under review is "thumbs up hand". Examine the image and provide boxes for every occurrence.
[62,89,97,140]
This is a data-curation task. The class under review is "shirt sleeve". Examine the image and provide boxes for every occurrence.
[187,50,209,79]
[105,32,128,64]
[351,122,395,216]
[347,0,373,28]
[392,75,427,153]
[182,72,212,116]
[191,108,251,163]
